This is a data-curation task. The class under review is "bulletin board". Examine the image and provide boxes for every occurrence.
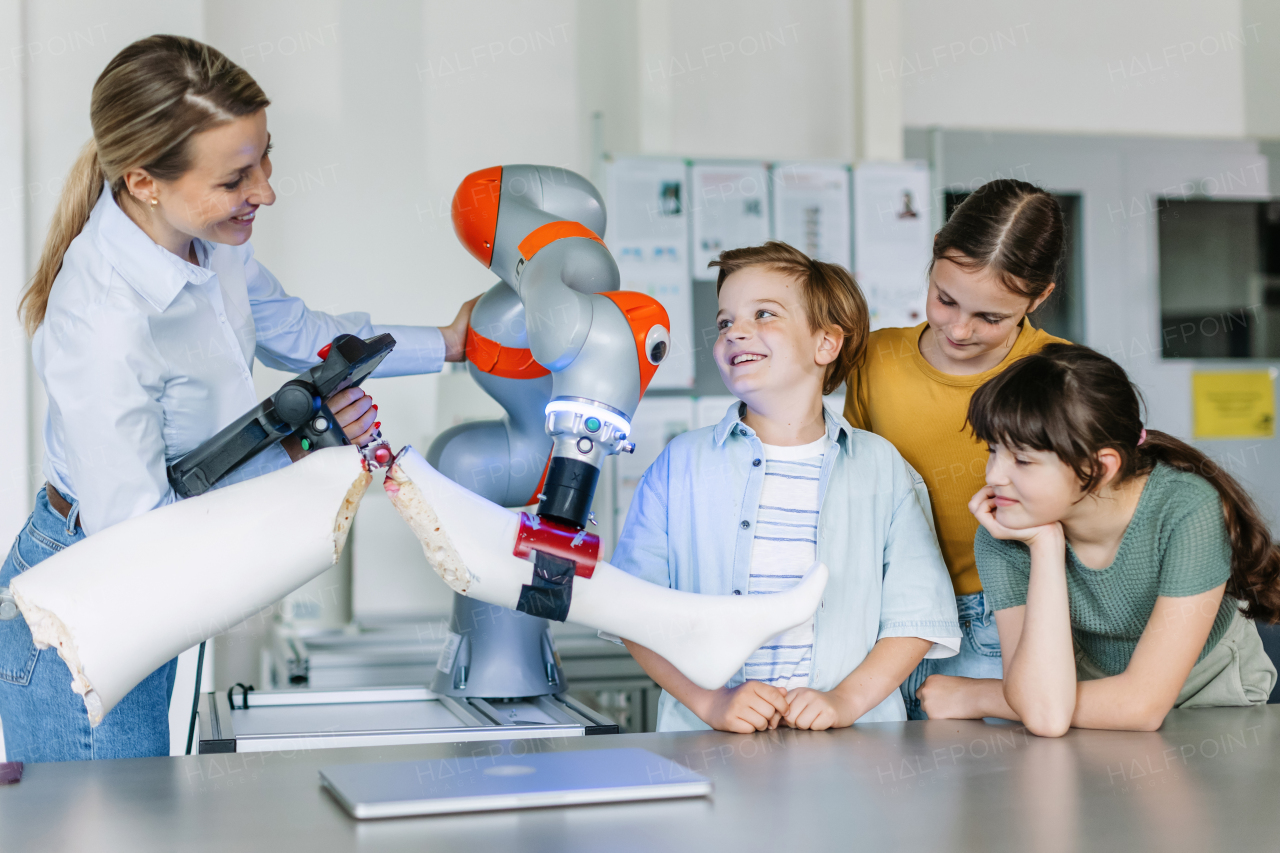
[771,162,852,268]
[853,161,933,330]
[689,162,771,277]
[605,157,695,389]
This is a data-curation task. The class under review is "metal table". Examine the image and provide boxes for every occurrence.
[197,687,618,753]
[268,620,662,732]
[4,706,1279,852]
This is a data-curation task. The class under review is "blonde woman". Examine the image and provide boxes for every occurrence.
[0,35,473,763]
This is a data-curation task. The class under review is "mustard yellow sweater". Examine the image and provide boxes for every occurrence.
[844,321,1067,596]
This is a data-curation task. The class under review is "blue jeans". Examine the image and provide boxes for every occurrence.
[902,591,1003,720]
[0,488,177,763]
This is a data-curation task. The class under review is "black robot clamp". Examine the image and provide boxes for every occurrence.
[169,331,395,754]
[167,332,397,499]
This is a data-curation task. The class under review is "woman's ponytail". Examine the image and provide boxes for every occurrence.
[969,342,1280,624]
[1139,430,1280,623]
[19,140,105,335]
[17,35,269,336]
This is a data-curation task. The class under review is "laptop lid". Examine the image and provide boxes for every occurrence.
[320,747,711,819]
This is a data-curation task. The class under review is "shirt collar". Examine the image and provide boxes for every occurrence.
[712,399,855,455]
[93,184,217,312]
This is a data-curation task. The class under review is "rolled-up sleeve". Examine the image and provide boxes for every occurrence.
[40,303,174,535]
[245,252,446,377]
[878,454,962,658]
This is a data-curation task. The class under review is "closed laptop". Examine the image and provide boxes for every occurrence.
[320,747,712,819]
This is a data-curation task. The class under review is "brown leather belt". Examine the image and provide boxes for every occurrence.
[46,483,81,529]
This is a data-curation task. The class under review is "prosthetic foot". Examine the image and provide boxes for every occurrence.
[9,447,372,725]
[384,446,828,691]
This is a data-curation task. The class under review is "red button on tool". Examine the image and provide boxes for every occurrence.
[374,446,392,465]
[317,343,332,360]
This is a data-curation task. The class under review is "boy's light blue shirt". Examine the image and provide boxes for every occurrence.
[611,401,961,731]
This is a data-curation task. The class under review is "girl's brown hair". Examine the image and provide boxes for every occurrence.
[711,241,869,395]
[19,35,270,335]
[968,343,1280,623]
[933,178,1065,302]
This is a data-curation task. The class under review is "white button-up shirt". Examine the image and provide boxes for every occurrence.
[33,188,445,535]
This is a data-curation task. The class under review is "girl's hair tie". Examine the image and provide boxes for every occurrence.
[1138,428,1147,447]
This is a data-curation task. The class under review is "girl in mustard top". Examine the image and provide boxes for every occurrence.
[844,179,1068,719]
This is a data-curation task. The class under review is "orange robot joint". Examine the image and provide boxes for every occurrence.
[463,326,550,380]
[516,221,607,262]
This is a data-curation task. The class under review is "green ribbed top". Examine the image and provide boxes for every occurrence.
[975,462,1237,676]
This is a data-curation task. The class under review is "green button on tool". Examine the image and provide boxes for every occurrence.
[585,417,600,433]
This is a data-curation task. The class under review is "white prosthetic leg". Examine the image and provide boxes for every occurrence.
[9,447,371,725]
[384,446,828,691]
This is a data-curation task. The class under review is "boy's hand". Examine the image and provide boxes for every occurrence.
[700,682,789,733]
[781,688,856,730]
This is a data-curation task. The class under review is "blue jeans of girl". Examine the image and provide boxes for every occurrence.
[901,591,1004,719]
[0,488,176,763]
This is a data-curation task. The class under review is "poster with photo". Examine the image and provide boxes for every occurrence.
[853,161,933,330]
[690,162,772,277]
[771,163,851,267]
[605,157,695,388]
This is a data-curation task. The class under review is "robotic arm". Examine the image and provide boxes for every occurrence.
[450,165,669,620]
[5,166,826,721]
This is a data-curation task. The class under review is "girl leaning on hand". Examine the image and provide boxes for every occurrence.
[921,344,1278,735]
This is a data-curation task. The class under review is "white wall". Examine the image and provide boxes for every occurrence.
[637,0,856,160]
[900,0,1252,138]
[20,2,207,520]
[0,0,30,546]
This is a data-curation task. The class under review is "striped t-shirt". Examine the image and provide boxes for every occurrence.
[742,436,827,691]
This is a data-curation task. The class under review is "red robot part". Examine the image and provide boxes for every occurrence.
[452,166,503,267]
[513,512,599,579]
[464,326,550,380]
[600,291,671,397]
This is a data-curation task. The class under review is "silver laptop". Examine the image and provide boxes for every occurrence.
[320,747,712,819]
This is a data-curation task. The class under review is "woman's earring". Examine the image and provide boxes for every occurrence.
[150,197,158,209]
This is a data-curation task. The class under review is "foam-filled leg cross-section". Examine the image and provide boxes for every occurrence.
[10,447,371,725]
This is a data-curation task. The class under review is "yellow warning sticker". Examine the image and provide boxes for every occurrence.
[1192,371,1275,439]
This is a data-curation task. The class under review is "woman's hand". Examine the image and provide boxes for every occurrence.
[968,485,1064,547]
[327,386,378,445]
[440,296,481,363]
[283,387,378,462]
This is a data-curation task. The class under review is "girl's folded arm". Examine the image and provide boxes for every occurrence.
[999,533,1078,737]
[1069,584,1225,732]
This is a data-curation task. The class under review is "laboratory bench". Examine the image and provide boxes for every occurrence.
[3,705,1279,852]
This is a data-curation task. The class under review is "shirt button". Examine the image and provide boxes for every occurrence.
[752,458,761,467]
[740,520,750,529]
